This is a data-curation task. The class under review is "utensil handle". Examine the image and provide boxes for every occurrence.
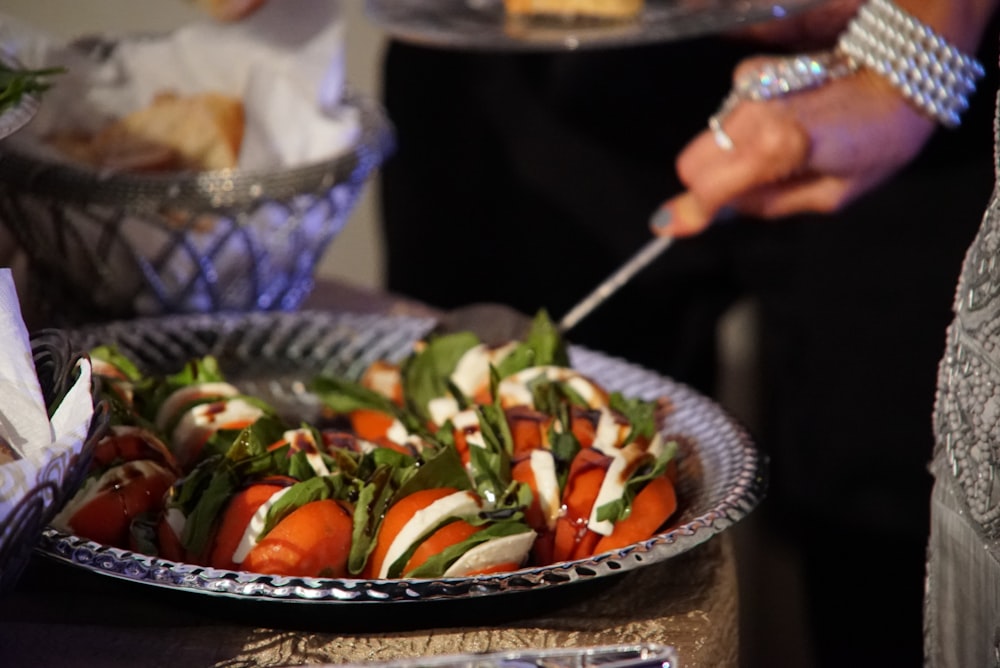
[558,234,673,334]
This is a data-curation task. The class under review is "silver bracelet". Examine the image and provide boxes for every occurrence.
[836,0,985,128]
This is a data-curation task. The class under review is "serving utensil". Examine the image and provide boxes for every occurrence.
[557,233,673,334]
[438,231,674,344]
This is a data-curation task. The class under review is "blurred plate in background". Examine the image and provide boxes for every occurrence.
[365,0,823,51]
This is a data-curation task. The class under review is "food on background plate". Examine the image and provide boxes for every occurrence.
[503,0,645,20]
[49,91,245,172]
[194,0,269,22]
[54,312,681,579]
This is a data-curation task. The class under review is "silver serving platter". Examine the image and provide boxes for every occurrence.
[364,0,823,51]
[35,310,764,605]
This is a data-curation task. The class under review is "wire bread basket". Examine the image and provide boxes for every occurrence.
[0,94,393,326]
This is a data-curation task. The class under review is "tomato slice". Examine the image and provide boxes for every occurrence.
[511,458,546,533]
[401,519,481,575]
[505,406,551,458]
[552,448,610,562]
[208,481,289,571]
[91,426,179,474]
[66,461,177,549]
[350,408,396,442]
[244,499,353,578]
[366,487,469,578]
[155,513,187,562]
[569,407,599,448]
[593,475,678,555]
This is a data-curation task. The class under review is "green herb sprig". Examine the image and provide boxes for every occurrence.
[0,63,64,114]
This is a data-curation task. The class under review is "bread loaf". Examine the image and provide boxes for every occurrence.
[50,91,245,172]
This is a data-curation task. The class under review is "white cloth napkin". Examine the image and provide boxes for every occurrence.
[0,1,361,170]
[0,268,95,521]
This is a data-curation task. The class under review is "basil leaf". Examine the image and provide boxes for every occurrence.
[523,309,570,367]
[139,356,229,418]
[348,466,396,575]
[260,476,347,536]
[401,332,479,422]
[547,427,582,490]
[179,465,240,555]
[609,392,658,442]
[493,310,569,377]
[393,444,471,501]
[201,414,284,466]
[403,521,535,578]
[594,439,679,525]
[287,449,323,480]
[465,403,514,505]
[311,374,430,438]
[311,374,399,415]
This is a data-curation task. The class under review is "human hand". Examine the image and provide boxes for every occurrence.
[653,63,936,237]
[654,0,995,238]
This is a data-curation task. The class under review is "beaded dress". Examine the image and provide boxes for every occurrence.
[926,84,1000,666]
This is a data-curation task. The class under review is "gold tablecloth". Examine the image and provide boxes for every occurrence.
[0,280,741,668]
[0,532,737,668]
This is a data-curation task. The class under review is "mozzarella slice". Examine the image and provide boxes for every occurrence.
[360,360,402,401]
[155,381,240,432]
[380,419,423,452]
[162,507,187,545]
[171,397,265,466]
[428,396,461,426]
[451,408,486,450]
[529,449,561,530]
[591,407,632,455]
[378,490,481,579]
[231,487,292,565]
[497,366,607,410]
[587,434,666,536]
[281,428,330,476]
[450,342,518,398]
[442,529,536,577]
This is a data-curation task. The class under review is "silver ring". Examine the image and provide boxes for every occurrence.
[708,92,739,151]
[707,51,858,152]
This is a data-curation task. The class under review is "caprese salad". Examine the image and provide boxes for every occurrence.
[52,311,680,579]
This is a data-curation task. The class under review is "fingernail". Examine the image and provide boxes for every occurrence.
[715,206,738,224]
[650,207,672,231]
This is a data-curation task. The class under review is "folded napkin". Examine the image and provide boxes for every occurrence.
[0,268,94,526]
